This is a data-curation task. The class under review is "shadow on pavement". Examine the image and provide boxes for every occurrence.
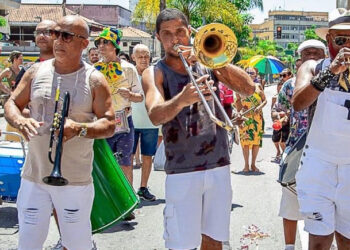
[0,206,19,235]
[231,170,266,176]
[100,221,138,234]
[231,203,243,211]
[138,199,165,208]
[0,206,18,228]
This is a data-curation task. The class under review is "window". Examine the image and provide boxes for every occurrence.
[131,41,140,46]
[123,42,127,47]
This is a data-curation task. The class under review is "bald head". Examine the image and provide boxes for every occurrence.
[36,19,57,30]
[57,15,89,38]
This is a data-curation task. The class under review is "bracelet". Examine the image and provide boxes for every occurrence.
[310,68,335,92]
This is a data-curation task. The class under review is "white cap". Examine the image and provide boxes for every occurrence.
[297,39,327,54]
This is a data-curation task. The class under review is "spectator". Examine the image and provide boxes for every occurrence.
[0,51,23,94]
[236,67,267,172]
[271,68,293,161]
[88,47,99,64]
[131,44,158,201]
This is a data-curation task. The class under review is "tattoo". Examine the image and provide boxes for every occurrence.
[89,70,104,89]
[26,63,39,78]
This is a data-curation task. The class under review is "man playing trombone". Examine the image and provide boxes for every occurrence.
[142,8,255,250]
[4,15,115,250]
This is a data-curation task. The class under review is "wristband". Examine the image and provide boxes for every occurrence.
[310,68,335,92]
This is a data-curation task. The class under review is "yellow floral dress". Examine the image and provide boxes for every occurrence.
[239,92,264,148]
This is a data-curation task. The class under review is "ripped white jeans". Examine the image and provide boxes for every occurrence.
[17,179,94,250]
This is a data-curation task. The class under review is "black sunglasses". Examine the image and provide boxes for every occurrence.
[281,73,290,78]
[53,30,87,43]
[94,39,112,47]
[34,29,55,37]
[334,36,350,46]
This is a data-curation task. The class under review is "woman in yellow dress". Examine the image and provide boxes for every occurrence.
[236,67,267,172]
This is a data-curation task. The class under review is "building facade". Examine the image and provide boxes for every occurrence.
[3,4,104,53]
[67,4,132,27]
[250,10,328,48]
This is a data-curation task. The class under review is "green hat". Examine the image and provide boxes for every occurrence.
[95,27,123,51]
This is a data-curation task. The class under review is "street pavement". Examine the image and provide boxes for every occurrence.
[0,85,308,250]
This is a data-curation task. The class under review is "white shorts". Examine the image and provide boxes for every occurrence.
[278,187,303,221]
[17,179,94,250]
[296,149,350,238]
[163,165,232,249]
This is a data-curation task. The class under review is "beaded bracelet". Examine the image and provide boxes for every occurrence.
[310,68,335,92]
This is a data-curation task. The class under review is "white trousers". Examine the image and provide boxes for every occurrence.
[164,165,232,250]
[296,149,350,238]
[17,179,94,250]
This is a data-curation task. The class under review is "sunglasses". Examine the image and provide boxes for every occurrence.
[34,29,55,37]
[246,71,256,75]
[53,30,87,43]
[95,39,112,47]
[334,36,350,46]
[281,73,290,78]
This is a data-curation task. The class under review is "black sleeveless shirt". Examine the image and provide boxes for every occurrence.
[155,59,230,174]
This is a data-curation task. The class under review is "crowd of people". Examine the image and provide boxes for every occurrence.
[0,6,350,250]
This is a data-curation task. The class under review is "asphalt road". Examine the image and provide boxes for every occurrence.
[0,85,309,250]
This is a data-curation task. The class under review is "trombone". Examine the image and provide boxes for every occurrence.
[173,23,238,135]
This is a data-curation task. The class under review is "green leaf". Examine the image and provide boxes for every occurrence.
[0,16,6,27]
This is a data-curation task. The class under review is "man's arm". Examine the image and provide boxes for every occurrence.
[63,70,116,140]
[142,67,213,126]
[5,64,41,140]
[292,60,320,111]
[120,60,143,103]
[213,64,255,96]
[0,68,12,94]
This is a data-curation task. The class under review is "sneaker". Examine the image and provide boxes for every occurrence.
[92,240,97,250]
[52,238,63,250]
[124,211,136,221]
[137,187,156,201]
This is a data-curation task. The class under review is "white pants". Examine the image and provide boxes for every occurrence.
[278,187,303,221]
[296,149,350,238]
[17,179,94,250]
[164,165,232,249]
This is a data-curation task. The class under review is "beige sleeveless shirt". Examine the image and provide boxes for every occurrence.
[22,59,96,185]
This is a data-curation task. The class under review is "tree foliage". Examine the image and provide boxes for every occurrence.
[0,16,6,27]
[230,0,263,11]
[133,0,243,31]
[304,25,324,42]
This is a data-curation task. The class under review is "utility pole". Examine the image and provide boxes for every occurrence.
[62,0,66,16]
[337,0,350,8]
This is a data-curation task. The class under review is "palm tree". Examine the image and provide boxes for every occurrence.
[160,0,166,11]
[133,0,242,31]
[249,0,263,11]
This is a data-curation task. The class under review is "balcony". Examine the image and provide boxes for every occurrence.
[0,0,21,11]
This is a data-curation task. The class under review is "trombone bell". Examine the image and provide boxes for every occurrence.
[193,23,238,69]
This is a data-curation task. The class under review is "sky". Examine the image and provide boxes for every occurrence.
[22,0,337,24]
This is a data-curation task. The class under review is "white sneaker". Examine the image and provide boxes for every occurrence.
[92,240,97,250]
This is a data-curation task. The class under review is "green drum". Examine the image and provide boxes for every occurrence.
[91,139,139,234]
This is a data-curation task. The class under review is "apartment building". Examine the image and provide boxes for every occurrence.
[250,10,328,48]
